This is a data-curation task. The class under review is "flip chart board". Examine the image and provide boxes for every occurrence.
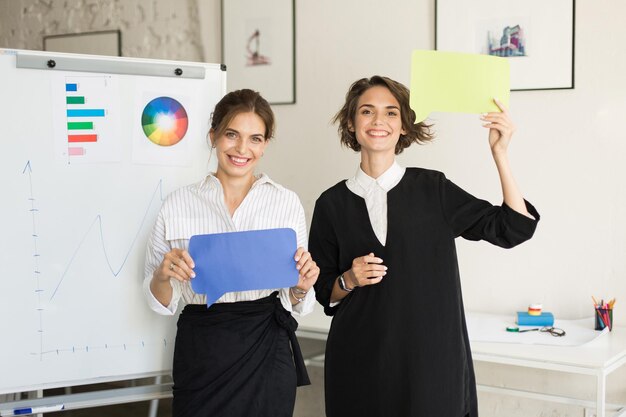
[0,48,226,394]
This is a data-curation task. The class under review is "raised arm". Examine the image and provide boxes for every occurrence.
[480,98,533,219]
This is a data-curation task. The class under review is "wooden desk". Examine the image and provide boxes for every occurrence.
[297,322,626,417]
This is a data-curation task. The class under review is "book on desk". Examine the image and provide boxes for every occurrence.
[516,311,554,326]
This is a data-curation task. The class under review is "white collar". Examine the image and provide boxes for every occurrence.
[354,161,405,192]
[202,173,281,190]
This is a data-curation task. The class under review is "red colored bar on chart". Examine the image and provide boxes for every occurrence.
[68,147,86,156]
[68,134,98,143]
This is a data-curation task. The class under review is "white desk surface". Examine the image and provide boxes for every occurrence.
[297,313,626,372]
[471,325,626,371]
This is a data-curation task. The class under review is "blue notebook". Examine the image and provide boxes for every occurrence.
[189,228,299,307]
[516,312,554,326]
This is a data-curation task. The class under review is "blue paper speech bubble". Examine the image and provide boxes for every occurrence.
[188,228,299,306]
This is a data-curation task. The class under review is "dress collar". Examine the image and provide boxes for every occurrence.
[354,161,405,192]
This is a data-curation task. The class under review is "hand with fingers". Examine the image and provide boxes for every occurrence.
[480,98,516,156]
[290,247,320,303]
[155,248,196,283]
[344,252,387,290]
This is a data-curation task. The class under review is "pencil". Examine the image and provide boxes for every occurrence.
[604,309,612,330]
[592,295,599,307]
[597,308,609,329]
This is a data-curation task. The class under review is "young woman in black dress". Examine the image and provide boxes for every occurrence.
[309,76,539,417]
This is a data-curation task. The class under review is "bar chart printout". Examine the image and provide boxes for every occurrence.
[55,76,121,164]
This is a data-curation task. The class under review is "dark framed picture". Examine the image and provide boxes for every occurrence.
[435,0,575,91]
[43,30,122,57]
[222,0,296,104]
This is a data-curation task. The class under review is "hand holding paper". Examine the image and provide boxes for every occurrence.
[410,50,510,122]
[481,98,516,155]
[188,228,300,307]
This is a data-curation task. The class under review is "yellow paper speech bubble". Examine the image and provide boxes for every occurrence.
[410,50,510,122]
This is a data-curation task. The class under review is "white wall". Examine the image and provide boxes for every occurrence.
[260,0,626,321]
[261,1,626,415]
[2,0,625,415]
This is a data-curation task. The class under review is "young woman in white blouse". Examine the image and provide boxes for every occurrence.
[144,89,319,417]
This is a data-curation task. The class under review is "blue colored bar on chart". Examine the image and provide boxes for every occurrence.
[65,83,78,92]
[66,109,105,117]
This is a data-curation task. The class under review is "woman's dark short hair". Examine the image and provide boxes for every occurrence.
[210,89,274,140]
[333,76,434,154]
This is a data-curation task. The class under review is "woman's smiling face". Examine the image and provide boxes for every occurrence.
[350,85,406,156]
[212,111,268,181]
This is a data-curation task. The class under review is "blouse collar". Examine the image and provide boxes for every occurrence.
[201,173,281,191]
[354,161,405,192]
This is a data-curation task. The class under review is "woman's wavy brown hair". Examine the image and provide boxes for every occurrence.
[210,89,275,141]
[332,76,434,154]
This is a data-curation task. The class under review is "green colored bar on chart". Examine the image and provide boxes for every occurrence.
[66,96,85,104]
[67,121,94,130]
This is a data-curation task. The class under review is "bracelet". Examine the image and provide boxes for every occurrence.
[291,286,308,295]
[290,287,306,303]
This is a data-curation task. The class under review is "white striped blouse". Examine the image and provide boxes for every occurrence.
[143,173,315,316]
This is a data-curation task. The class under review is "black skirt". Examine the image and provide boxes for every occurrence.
[172,293,310,417]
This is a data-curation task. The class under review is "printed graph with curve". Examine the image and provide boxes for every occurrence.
[22,160,172,360]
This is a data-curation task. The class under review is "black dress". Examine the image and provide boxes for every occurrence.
[309,168,539,417]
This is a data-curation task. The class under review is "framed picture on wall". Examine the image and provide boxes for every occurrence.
[222,0,296,104]
[43,30,122,56]
[435,0,575,91]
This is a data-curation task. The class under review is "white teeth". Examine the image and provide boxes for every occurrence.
[367,131,388,137]
[230,156,248,163]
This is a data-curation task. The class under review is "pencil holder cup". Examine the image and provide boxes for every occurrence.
[594,307,613,331]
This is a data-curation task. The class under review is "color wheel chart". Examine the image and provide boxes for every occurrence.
[141,96,189,146]
[63,76,120,163]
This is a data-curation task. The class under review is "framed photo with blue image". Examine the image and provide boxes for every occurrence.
[435,0,575,91]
